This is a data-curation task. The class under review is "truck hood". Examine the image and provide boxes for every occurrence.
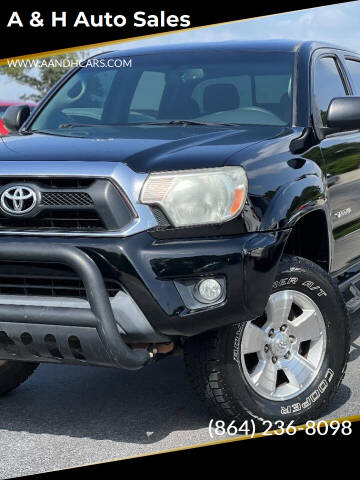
[0,124,286,173]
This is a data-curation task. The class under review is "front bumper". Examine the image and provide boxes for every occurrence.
[0,230,289,368]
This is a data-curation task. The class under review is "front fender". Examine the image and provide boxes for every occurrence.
[259,174,327,231]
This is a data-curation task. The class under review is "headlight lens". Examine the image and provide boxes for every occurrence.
[140,166,248,227]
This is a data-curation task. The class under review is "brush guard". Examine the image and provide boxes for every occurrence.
[0,242,151,370]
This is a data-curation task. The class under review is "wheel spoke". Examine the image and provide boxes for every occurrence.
[291,309,322,342]
[251,359,278,396]
[265,291,293,329]
[280,352,317,389]
[241,323,266,354]
[241,288,327,401]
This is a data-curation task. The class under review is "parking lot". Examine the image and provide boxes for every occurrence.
[0,311,359,479]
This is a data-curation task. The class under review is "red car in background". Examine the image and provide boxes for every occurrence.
[0,101,37,135]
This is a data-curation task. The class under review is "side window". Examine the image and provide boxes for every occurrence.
[313,56,347,127]
[345,59,360,94]
[130,71,166,112]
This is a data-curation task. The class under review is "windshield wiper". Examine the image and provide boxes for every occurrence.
[27,129,61,136]
[57,120,240,129]
[58,123,111,128]
[143,120,239,127]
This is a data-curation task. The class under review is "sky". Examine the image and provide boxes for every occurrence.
[1,1,360,100]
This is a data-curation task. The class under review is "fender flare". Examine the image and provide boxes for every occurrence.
[259,174,333,271]
[260,174,328,231]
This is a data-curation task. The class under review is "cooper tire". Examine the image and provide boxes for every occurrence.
[0,360,39,396]
[184,255,350,429]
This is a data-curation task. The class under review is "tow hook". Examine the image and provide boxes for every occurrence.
[132,342,175,360]
[148,345,158,358]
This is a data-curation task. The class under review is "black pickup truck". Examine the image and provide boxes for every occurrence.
[0,39,358,428]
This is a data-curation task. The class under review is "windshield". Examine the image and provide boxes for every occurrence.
[29,50,294,135]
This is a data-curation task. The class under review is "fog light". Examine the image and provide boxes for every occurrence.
[195,279,222,303]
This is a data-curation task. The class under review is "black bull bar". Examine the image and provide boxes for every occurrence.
[0,242,150,370]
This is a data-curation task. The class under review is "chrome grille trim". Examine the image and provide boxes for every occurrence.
[0,162,158,237]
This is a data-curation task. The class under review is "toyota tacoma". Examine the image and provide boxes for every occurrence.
[0,39,357,427]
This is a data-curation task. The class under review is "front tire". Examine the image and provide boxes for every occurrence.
[184,255,350,428]
[0,360,38,396]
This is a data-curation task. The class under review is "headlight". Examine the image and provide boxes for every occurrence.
[140,166,248,227]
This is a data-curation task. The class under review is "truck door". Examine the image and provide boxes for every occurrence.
[313,53,360,274]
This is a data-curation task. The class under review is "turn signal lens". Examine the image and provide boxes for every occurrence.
[231,188,245,215]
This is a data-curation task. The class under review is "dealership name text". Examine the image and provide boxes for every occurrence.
[6,11,191,28]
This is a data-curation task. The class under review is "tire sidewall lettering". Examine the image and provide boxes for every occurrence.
[228,261,345,421]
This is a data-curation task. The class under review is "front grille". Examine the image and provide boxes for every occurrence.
[0,177,134,233]
[0,274,121,299]
[41,192,93,207]
[0,177,94,189]
[0,210,105,231]
[151,207,170,227]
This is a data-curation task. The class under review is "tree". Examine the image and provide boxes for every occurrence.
[1,52,86,102]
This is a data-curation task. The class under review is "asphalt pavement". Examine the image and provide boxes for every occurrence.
[0,312,360,479]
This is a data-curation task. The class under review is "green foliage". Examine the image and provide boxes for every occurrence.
[1,52,85,102]
[324,142,360,175]
[327,154,360,175]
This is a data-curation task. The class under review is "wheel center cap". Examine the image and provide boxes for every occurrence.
[270,332,291,357]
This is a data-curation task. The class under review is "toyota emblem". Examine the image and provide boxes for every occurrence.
[0,186,37,215]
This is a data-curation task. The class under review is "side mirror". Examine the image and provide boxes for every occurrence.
[327,96,360,131]
[2,105,30,132]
